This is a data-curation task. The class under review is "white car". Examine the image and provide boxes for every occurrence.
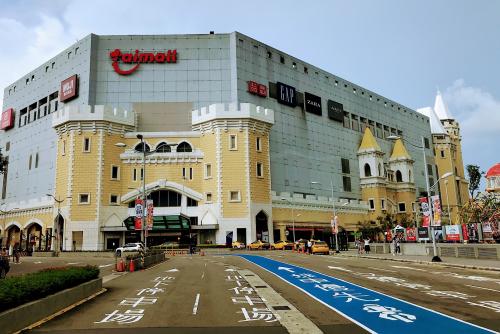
[115,243,144,257]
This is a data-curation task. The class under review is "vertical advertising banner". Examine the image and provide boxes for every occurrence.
[431,195,442,226]
[134,198,143,230]
[467,223,479,242]
[331,216,338,234]
[461,224,469,241]
[146,200,154,231]
[482,222,493,241]
[445,225,461,241]
[406,227,417,242]
[419,197,431,227]
[386,229,393,242]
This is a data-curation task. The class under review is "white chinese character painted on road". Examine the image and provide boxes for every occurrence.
[300,277,329,284]
[394,282,432,290]
[231,295,266,306]
[361,273,406,283]
[314,283,349,292]
[332,292,380,303]
[467,301,500,312]
[95,309,144,324]
[229,287,255,295]
[291,273,315,279]
[119,297,157,308]
[363,304,416,323]
[137,288,165,296]
[226,275,244,281]
[153,276,175,281]
[425,290,474,300]
[238,308,280,323]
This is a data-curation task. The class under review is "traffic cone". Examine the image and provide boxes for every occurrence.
[200,250,205,256]
[129,259,135,272]
[116,259,124,272]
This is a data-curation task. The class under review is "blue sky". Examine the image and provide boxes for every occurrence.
[0,0,498,188]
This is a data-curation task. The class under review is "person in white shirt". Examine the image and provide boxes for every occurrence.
[364,238,371,254]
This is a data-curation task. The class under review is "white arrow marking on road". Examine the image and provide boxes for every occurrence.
[391,265,427,272]
[34,261,42,264]
[328,266,352,272]
[225,268,236,272]
[192,293,200,315]
[99,264,113,268]
[166,268,179,272]
[278,266,295,273]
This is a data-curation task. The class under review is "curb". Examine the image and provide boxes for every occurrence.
[339,254,500,272]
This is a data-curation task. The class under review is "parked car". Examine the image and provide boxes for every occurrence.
[311,240,330,255]
[232,241,246,249]
[248,240,270,250]
[271,240,294,250]
[115,243,144,257]
[0,255,10,279]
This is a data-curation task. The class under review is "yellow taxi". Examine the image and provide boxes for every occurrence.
[271,240,294,250]
[247,240,270,250]
[311,240,330,255]
[232,241,246,249]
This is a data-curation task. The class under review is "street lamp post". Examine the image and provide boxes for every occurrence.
[387,135,452,262]
[444,179,451,224]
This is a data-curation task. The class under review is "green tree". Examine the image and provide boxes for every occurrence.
[0,149,7,174]
[466,164,483,199]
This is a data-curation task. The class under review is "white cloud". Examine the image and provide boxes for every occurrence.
[444,79,500,180]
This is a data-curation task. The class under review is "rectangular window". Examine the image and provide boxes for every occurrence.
[256,162,263,178]
[205,164,212,178]
[351,115,359,131]
[342,176,351,192]
[369,199,375,210]
[229,191,241,202]
[133,168,137,181]
[28,154,32,170]
[256,137,261,152]
[280,55,285,64]
[110,194,119,205]
[83,138,91,152]
[381,199,386,210]
[5,142,10,151]
[440,150,445,158]
[140,168,144,181]
[229,134,237,150]
[189,167,193,180]
[343,112,350,129]
[111,165,120,180]
[424,137,430,149]
[206,192,213,202]
[35,153,39,168]
[412,202,416,212]
[427,164,433,176]
[341,158,350,174]
[79,193,90,204]
[398,202,406,213]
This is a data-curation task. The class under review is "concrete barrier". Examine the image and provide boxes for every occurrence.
[370,242,500,259]
[0,278,102,333]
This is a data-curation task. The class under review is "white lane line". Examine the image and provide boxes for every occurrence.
[201,272,205,280]
[67,262,80,265]
[466,284,500,293]
[34,261,42,264]
[391,265,427,272]
[367,266,397,273]
[192,293,200,315]
[327,266,352,272]
[99,264,113,268]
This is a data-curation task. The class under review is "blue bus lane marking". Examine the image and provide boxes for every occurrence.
[238,255,497,334]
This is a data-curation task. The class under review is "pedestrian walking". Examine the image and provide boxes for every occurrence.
[396,237,401,255]
[13,243,20,263]
[307,240,312,255]
[392,237,397,256]
[364,238,371,254]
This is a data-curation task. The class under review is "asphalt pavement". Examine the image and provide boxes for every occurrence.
[25,251,500,334]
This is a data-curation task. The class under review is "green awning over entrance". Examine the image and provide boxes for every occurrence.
[123,214,191,231]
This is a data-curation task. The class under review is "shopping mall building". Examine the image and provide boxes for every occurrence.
[0,32,440,250]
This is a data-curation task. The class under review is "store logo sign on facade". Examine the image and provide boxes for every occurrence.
[276,82,297,107]
[327,99,344,122]
[110,49,177,75]
[247,81,267,97]
[1,108,14,130]
[304,92,322,115]
[60,75,78,102]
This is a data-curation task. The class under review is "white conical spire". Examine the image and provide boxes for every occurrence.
[434,90,453,120]
[416,107,447,134]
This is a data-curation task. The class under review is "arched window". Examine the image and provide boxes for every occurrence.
[155,142,171,153]
[134,142,150,152]
[396,170,403,182]
[177,142,192,152]
[378,163,382,176]
[364,163,371,177]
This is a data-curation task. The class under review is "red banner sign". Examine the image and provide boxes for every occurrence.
[146,199,154,231]
[419,197,431,227]
[134,198,143,230]
[406,227,417,242]
[110,49,177,75]
[445,225,461,241]
[60,75,78,102]
[247,81,267,97]
[1,108,14,130]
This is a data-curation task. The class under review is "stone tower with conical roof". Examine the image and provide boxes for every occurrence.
[417,91,469,224]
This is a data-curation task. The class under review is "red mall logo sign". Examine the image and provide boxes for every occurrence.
[247,81,267,97]
[1,108,14,131]
[110,49,177,75]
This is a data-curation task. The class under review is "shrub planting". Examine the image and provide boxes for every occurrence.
[0,265,99,312]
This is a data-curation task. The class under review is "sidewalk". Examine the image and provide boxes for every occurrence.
[338,249,500,271]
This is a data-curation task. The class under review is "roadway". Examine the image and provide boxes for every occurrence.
[27,250,500,334]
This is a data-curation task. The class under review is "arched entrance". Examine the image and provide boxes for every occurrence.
[54,214,64,251]
[6,224,21,249]
[255,211,269,242]
[25,222,43,251]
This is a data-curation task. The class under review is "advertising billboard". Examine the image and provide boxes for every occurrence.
[146,199,154,231]
[0,108,14,130]
[327,100,344,122]
[59,75,78,102]
[134,198,143,230]
[431,195,442,226]
[445,225,461,241]
[419,197,431,227]
[304,92,322,115]
[406,227,417,242]
[417,227,429,240]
